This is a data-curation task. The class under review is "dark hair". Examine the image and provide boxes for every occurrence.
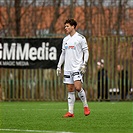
[64,19,77,28]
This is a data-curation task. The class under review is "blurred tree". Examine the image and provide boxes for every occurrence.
[15,0,21,36]
[0,0,133,37]
[49,0,62,33]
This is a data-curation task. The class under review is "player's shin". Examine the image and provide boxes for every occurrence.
[78,88,88,107]
[68,92,75,114]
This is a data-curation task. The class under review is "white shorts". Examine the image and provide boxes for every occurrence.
[63,70,83,84]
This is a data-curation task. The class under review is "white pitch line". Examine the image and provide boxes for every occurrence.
[0,128,75,133]
[21,108,67,111]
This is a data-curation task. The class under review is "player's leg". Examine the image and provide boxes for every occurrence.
[74,81,90,116]
[63,84,75,117]
[63,71,75,117]
[74,81,88,106]
[73,71,90,116]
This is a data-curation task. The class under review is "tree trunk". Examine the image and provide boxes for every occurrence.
[15,0,21,36]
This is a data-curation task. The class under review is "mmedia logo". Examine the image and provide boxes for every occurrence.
[0,42,57,61]
[0,38,62,69]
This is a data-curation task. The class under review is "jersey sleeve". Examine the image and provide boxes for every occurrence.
[57,49,65,68]
[80,36,89,65]
[62,39,65,50]
[57,39,65,68]
[81,37,88,51]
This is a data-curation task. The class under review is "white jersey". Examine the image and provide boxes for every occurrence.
[62,32,88,71]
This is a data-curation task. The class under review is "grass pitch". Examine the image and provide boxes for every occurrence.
[0,101,133,133]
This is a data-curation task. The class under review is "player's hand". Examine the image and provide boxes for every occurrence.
[80,64,87,74]
[57,67,61,76]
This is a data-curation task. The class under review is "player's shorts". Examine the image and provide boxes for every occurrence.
[63,70,83,84]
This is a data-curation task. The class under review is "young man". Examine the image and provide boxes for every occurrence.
[57,19,90,117]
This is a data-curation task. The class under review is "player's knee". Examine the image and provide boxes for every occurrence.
[68,88,74,92]
[74,81,82,92]
[75,87,81,92]
[67,84,75,92]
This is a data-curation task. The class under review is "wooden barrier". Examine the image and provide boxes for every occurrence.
[0,36,132,101]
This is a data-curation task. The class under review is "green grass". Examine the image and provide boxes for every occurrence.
[0,101,133,133]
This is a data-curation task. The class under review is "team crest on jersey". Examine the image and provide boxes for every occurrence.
[74,42,77,45]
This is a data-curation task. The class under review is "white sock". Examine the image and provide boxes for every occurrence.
[68,92,75,114]
[78,88,88,107]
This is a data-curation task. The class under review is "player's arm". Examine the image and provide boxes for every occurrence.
[82,36,89,65]
[80,37,89,74]
[57,49,65,68]
[57,49,65,76]
[83,48,89,65]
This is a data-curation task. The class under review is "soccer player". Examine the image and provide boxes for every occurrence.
[57,19,90,117]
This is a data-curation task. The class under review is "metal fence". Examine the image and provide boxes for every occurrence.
[0,36,133,101]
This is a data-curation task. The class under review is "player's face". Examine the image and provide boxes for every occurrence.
[64,23,75,34]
